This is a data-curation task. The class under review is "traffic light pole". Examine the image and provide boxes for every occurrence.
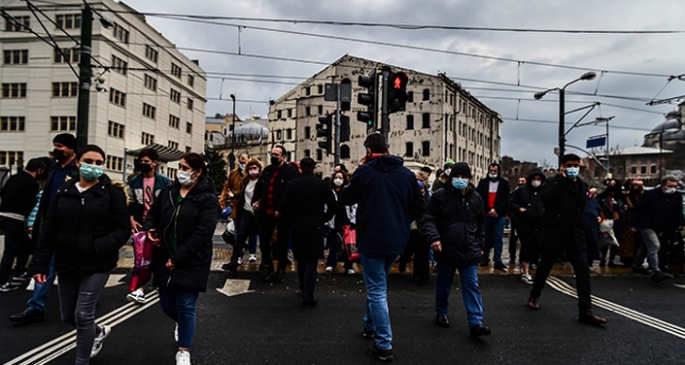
[381,66,390,139]
[76,4,93,149]
[334,83,341,166]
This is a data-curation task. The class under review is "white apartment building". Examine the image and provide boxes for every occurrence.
[268,55,502,180]
[0,0,206,180]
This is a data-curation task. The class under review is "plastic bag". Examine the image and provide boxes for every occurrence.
[599,219,614,233]
[129,231,153,292]
[342,225,359,261]
[599,229,619,248]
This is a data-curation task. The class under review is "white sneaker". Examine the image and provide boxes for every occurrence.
[126,291,146,304]
[347,269,355,275]
[248,254,258,262]
[521,274,534,285]
[237,256,244,265]
[325,266,334,273]
[176,350,191,365]
[90,325,111,358]
[174,322,179,343]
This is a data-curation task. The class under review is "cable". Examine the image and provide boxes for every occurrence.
[501,117,651,131]
[474,96,666,115]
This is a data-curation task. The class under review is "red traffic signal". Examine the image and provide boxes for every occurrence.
[387,72,409,114]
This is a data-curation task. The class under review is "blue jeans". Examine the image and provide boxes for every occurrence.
[158,286,199,348]
[435,264,484,328]
[27,254,56,312]
[359,252,396,350]
[483,216,506,262]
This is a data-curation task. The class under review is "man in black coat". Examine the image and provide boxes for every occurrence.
[476,162,510,270]
[527,154,607,326]
[277,158,337,308]
[252,145,299,282]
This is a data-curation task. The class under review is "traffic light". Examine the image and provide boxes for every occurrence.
[317,114,333,154]
[357,73,377,133]
[387,72,409,114]
[340,115,350,142]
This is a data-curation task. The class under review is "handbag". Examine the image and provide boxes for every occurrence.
[129,231,154,292]
[222,219,236,245]
[342,225,359,261]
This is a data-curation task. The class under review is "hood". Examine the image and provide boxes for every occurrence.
[527,169,546,187]
[366,154,405,172]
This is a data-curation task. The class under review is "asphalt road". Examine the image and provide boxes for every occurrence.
[1,270,684,365]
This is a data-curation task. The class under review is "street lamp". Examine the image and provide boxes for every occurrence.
[534,71,597,166]
[230,93,236,170]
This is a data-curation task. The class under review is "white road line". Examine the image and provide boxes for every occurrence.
[546,276,685,340]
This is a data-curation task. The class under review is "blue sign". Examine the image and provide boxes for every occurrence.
[586,136,606,148]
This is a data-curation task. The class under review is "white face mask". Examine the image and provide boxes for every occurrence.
[177,170,196,186]
[444,168,452,177]
[531,180,542,188]
[664,187,676,195]
[333,178,344,187]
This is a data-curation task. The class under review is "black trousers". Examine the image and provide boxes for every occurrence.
[0,217,31,283]
[530,245,592,312]
[399,231,430,282]
[517,223,541,264]
[297,260,318,302]
[509,219,520,261]
[257,214,290,271]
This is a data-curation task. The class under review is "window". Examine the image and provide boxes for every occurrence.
[305,107,310,116]
[168,141,179,150]
[304,150,311,158]
[187,98,194,110]
[145,45,158,63]
[631,166,637,174]
[340,145,350,159]
[185,146,192,153]
[108,121,124,138]
[0,151,23,166]
[0,116,25,131]
[422,113,430,128]
[167,167,177,180]
[317,85,323,94]
[305,86,311,96]
[141,132,155,145]
[55,14,81,29]
[2,83,27,98]
[650,165,657,174]
[317,105,323,115]
[304,126,311,139]
[52,82,78,97]
[640,166,647,174]
[3,50,28,65]
[276,130,282,140]
[50,116,76,131]
[53,48,79,63]
[144,74,157,91]
[5,16,29,32]
[277,110,282,119]
[286,129,292,140]
[109,88,126,107]
[106,155,124,172]
[186,122,193,134]
[111,55,127,75]
[169,114,180,129]
[316,149,323,161]
[405,142,413,157]
[406,115,414,130]
[187,74,194,87]
[422,89,430,101]
[143,103,156,119]
[113,22,129,43]
[287,109,293,118]
[422,141,430,156]
[170,89,181,103]
[407,91,414,103]
[171,63,182,78]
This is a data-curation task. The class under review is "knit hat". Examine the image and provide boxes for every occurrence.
[53,133,77,151]
[449,162,472,179]
[444,159,456,168]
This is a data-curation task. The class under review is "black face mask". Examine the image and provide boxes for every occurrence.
[136,162,152,174]
[53,149,67,162]
[271,157,280,166]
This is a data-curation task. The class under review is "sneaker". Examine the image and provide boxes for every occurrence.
[174,323,179,343]
[237,256,244,265]
[176,350,191,365]
[494,261,507,271]
[90,325,111,358]
[362,328,375,339]
[521,274,534,285]
[0,282,20,292]
[11,272,30,283]
[126,291,146,304]
[347,269,355,275]
[368,342,394,362]
[325,266,334,273]
[651,272,672,283]
[248,254,258,262]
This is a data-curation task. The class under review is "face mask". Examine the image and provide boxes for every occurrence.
[664,187,676,195]
[271,157,280,166]
[177,170,196,186]
[565,167,579,179]
[137,163,152,174]
[53,149,67,162]
[248,170,259,178]
[333,178,344,187]
[443,168,451,177]
[80,162,103,181]
[451,177,468,190]
[531,180,542,188]
[239,164,245,170]
[488,173,498,179]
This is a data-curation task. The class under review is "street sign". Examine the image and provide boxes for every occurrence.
[586,135,607,148]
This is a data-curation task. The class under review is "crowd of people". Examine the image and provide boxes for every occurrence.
[1,132,684,364]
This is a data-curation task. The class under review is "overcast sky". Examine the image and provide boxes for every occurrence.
[123,0,685,164]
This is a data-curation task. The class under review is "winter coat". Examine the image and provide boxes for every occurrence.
[127,173,172,223]
[33,159,80,242]
[597,191,627,221]
[476,177,510,217]
[539,175,588,251]
[630,187,685,236]
[234,175,259,221]
[340,154,425,256]
[278,172,337,262]
[0,171,39,218]
[219,166,246,218]
[422,183,485,266]
[252,162,298,219]
[143,176,218,292]
[326,188,357,230]
[30,174,130,276]
[508,170,546,228]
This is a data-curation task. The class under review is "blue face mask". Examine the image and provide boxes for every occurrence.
[566,167,580,179]
[451,177,469,190]
[488,173,498,179]
[80,162,104,181]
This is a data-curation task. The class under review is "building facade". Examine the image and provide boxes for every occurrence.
[268,55,502,179]
[0,0,206,179]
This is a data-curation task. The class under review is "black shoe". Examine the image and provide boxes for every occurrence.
[578,310,607,325]
[275,269,286,283]
[9,308,44,323]
[435,315,450,328]
[398,261,406,273]
[302,299,318,309]
[368,342,394,362]
[260,266,275,282]
[632,267,651,275]
[494,261,507,271]
[599,259,606,268]
[470,323,491,338]
[362,328,375,339]
[479,257,490,267]
[607,261,617,268]
[651,272,672,283]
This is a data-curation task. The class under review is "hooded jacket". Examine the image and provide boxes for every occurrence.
[30,174,130,276]
[127,172,172,223]
[508,169,546,227]
[422,182,485,266]
[476,168,510,217]
[340,154,424,256]
[143,175,218,292]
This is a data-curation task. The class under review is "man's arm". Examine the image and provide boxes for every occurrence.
[340,169,363,206]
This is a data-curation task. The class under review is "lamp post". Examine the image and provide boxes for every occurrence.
[230,93,236,170]
[534,71,597,166]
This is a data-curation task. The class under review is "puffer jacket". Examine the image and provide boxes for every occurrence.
[422,183,485,266]
[30,174,130,276]
[143,175,218,292]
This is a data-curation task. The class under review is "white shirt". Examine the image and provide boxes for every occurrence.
[488,180,499,193]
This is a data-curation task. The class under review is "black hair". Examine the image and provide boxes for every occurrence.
[420,166,432,174]
[274,145,287,157]
[662,176,678,186]
[299,157,316,172]
[560,153,581,164]
[76,144,106,161]
[363,132,388,153]
[138,148,159,162]
[25,158,46,172]
[181,152,207,176]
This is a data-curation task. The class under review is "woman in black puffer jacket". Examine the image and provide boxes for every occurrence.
[143,153,218,365]
[31,145,130,365]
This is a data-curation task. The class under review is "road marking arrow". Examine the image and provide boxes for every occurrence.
[105,274,127,288]
[675,284,685,290]
[216,279,254,297]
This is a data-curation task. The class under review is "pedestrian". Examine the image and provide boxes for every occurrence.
[584,188,603,267]
[476,162,510,270]
[527,154,607,326]
[143,153,218,365]
[508,170,546,284]
[0,158,46,291]
[222,158,263,272]
[340,133,424,362]
[508,176,527,266]
[30,145,130,364]
[10,133,80,324]
[126,148,172,303]
[277,157,337,308]
[597,179,627,267]
[629,176,685,283]
[251,146,298,282]
[398,179,431,285]
[431,159,454,193]
[625,179,645,270]
[324,170,356,275]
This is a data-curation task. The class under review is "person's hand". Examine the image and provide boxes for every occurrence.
[431,241,442,253]
[487,209,498,218]
[252,201,260,211]
[130,217,142,234]
[596,216,602,223]
[519,207,526,213]
[359,155,368,166]
[275,211,281,218]
[147,229,161,247]
[227,189,235,198]
[559,167,567,178]
[165,259,175,270]
[630,227,637,232]
[33,273,47,285]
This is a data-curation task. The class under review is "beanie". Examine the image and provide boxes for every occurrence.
[444,159,455,168]
[53,133,77,151]
[449,162,472,179]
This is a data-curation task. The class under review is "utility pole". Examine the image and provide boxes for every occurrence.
[558,88,565,167]
[230,93,236,170]
[76,4,93,149]
[334,83,341,166]
[381,66,391,139]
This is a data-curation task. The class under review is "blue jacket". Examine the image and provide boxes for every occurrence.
[340,155,424,256]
